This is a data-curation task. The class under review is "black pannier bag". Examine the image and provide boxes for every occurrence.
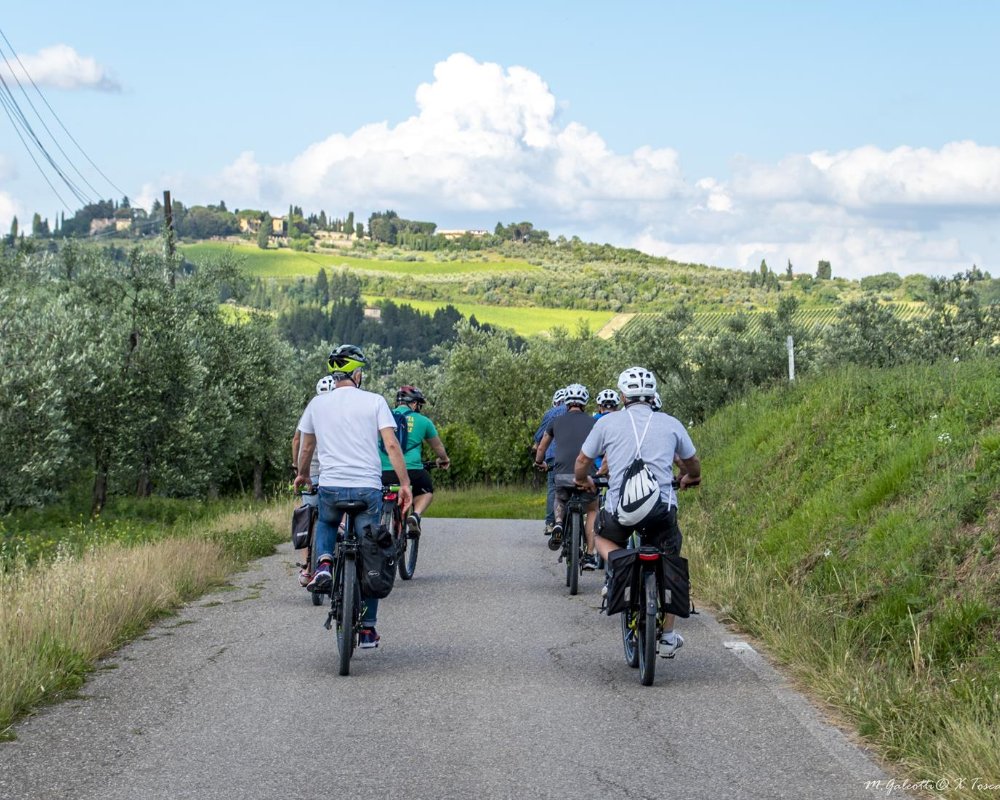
[658,552,691,618]
[604,549,692,619]
[358,523,397,599]
[604,548,640,615]
[291,503,315,550]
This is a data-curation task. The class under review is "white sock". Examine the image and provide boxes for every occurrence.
[662,630,676,643]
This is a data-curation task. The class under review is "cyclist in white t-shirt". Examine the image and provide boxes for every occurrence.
[294,345,412,649]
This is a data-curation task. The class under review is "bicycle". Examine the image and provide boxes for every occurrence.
[616,478,691,686]
[380,461,435,581]
[559,475,608,596]
[293,486,324,607]
[322,499,369,676]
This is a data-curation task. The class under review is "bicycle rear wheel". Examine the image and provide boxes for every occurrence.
[568,512,581,595]
[621,608,639,668]
[337,556,357,676]
[637,569,658,686]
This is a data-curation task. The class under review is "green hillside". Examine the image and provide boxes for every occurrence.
[683,359,1000,793]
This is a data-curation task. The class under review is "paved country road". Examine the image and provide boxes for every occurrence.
[1,519,900,800]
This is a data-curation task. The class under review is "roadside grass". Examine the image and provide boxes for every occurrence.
[682,360,1000,797]
[0,504,285,739]
[424,483,546,520]
[181,241,537,278]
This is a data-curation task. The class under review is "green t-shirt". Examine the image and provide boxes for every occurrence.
[379,406,439,471]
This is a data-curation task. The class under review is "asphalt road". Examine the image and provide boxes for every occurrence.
[1,518,899,800]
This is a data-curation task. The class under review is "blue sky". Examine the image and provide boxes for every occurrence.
[1,1,998,279]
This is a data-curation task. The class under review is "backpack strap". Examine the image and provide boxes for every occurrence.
[627,407,654,459]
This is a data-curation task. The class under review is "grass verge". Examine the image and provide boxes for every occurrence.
[0,504,285,739]
[682,360,1000,798]
[423,483,546,520]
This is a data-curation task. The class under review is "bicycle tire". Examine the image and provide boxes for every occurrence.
[403,528,419,580]
[637,569,658,686]
[337,555,357,676]
[621,608,639,668]
[568,512,581,595]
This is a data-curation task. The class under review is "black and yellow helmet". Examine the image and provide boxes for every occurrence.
[327,344,367,377]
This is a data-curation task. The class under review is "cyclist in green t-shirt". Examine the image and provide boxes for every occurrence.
[379,386,450,536]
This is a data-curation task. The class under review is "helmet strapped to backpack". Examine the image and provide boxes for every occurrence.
[563,383,589,407]
[396,385,426,405]
[617,367,656,401]
[328,344,367,377]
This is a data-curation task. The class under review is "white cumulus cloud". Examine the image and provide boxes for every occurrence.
[177,52,1000,280]
[0,44,120,92]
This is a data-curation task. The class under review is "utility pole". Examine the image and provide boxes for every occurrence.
[163,190,176,288]
[787,335,796,382]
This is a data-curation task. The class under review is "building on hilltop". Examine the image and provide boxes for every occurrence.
[438,229,489,240]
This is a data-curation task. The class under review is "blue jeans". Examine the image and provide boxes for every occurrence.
[316,486,383,626]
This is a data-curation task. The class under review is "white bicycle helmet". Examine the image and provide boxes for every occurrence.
[316,375,336,394]
[552,388,568,406]
[617,366,657,401]
[596,388,620,408]
[563,383,589,407]
[651,392,662,412]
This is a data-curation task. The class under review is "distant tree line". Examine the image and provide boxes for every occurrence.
[4,230,999,513]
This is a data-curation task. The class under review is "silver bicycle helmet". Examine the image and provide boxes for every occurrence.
[563,383,589,407]
[316,375,336,394]
[617,367,657,401]
[595,388,620,408]
[552,387,568,406]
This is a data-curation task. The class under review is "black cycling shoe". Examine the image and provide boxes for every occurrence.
[547,523,563,551]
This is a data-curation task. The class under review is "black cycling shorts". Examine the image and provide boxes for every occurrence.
[381,468,434,496]
[596,504,682,555]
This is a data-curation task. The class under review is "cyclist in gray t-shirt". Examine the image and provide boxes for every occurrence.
[534,383,599,569]
[576,367,700,657]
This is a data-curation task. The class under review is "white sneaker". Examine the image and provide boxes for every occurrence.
[659,632,684,658]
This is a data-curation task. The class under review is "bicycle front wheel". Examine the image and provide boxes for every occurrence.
[568,513,581,595]
[402,526,419,580]
[337,556,357,676]
[637,569,658,686]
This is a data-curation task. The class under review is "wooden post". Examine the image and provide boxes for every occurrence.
[787,335,796,382]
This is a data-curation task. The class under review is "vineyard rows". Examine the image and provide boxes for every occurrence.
[619,303,929,338]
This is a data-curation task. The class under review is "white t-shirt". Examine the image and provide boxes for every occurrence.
[297,386,397,489]
[581,403,695,510]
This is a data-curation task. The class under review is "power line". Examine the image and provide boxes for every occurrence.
[0,87,72,209]
[0,26,125,214]
[0,69,90,206]
[0,41,102,201]
[0,26,125,200]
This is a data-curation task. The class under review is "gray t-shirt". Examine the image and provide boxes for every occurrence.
[546,410,596,487]
[581,403,695,510]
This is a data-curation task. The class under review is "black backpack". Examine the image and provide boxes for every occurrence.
[358,523,397,599]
